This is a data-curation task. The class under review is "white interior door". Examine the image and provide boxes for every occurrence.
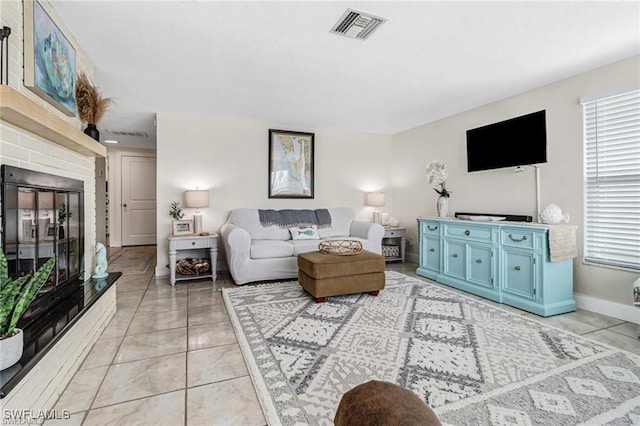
[122,155,157,246]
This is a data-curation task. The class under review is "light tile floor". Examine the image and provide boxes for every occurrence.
[49,248,640,425]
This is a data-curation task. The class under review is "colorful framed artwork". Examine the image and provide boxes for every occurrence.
[23,0,77,116]
[172,220,193,236]
[268,129,315,199]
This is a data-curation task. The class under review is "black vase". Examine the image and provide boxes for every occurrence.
[58,225,65,239]
[84,124,99,141]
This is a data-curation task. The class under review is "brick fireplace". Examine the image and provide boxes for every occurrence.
[0,86,116,409]
[0,0,118,410]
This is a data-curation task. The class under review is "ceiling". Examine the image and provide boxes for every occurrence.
[51,1,640,150]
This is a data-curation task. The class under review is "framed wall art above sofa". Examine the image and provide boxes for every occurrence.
[268,129,315,199]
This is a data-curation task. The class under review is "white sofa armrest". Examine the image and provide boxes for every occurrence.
[220,222,252,283]
[350,221,385,254]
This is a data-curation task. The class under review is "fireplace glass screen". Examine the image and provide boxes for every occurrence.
[1,165,84,327]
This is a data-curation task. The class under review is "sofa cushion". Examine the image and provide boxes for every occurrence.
[290,240,322,256]
[319,207,354,238]
[229,209,290,240]
[251,240,294,259]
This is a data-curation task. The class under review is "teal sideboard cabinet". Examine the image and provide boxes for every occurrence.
[416,217,576,316]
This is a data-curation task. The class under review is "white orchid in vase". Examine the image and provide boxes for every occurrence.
[426,161,452,198]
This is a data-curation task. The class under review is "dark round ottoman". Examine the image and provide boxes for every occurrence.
[334,380,441,426]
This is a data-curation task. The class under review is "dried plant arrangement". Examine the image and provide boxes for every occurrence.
[75,72,111,125]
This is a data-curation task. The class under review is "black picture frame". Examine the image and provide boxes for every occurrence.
[268,129,315,199]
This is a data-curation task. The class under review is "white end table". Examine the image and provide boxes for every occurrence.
[382,227,406,263]
[168,233,218,286]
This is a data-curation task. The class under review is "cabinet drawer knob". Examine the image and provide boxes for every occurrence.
[464,230,470,236]
[515,265,521,271]
[427,225,438,231]
[192,242,196,246]
[429,248,435,252]
[452,253,458,258]
[508,234,528,242]
[476,259,482,263]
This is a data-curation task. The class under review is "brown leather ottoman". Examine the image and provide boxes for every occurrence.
[297,250,385,303]
[334,380,441,426]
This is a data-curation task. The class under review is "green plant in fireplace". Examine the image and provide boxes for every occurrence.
[0,249,55,338]
[58,202,72,225]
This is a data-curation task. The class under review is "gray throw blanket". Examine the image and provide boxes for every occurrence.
[258,209,332,228]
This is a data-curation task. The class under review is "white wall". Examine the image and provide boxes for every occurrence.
[155,113,393,276]
[392,55,640,310]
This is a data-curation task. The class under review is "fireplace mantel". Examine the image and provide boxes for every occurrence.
[0,86,106,158]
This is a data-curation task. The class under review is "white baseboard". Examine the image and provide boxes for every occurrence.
[155,266,168,277]
[574,293,639,324]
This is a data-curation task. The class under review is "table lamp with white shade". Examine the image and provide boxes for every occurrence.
[366,192,385,224]
[184,189,209,234]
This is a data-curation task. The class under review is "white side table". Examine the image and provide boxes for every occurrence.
[382,227,406,263]
[168,234,218,286]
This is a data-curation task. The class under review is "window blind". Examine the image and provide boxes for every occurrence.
[582,89,640,270]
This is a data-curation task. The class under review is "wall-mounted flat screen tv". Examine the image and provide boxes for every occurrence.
[466,110,547,172]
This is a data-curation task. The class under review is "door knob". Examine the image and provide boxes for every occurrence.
[476,259,482,263]
[452,253,458,258]
[515,266,521,271]
[123,204,127,208]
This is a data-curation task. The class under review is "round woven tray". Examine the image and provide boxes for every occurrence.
[318,240,363,256]
[176,258,211,275]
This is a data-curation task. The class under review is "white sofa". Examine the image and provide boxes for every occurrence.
[220,207,385,284]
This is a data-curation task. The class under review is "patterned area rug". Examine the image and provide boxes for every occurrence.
[107,246,155,275]
[222,271,640,426]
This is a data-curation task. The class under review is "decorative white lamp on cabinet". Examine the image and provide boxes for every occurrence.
[366,192,385,224]
[184,189,209,235]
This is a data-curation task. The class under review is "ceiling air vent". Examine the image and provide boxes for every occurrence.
[330,9,386,40]
[105,130,149,138]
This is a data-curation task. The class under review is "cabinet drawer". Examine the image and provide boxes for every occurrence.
[501,228,536,250]
[175,238,211,250]
[444,224,492,243]
[420,220,440,235]
[384,229,406,238]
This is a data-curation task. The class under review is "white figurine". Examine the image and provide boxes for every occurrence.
[92,243,109,279]
[539,204,570,224]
